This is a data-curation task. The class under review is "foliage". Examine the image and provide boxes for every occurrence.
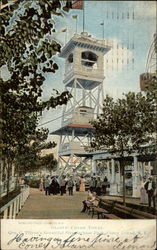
[40,153,57,172]
[91,92,156,156]
[0,0,72,176]
[27,179,41,188]
[14,128,56,174]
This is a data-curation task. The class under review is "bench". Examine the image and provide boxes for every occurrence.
[91,200,120,219]
[101,200,157,219]
[86,198,100,215]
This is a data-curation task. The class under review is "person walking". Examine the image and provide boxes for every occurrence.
[79,176,85,192]
[75,177,81,191]
[60,175,66,196]
[67,176,74,196]
[140,177,148,204]
[39,177,44,191]
[89,177,96,193]
[44,175,51,196]
[144,176,156,208]
[101,176,108,195]
[49,176,58,195]
[96,177,102,196]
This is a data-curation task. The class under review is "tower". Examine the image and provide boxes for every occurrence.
[51,32,111,176]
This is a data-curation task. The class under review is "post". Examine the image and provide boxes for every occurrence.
[107,161,110,181]
[83,0,85,32]
[120,158,126,206]
[9,204,13,219]
[132,155,140,197]
[110,159,118,195]
[3,208,8,219]
[111,159,115,183]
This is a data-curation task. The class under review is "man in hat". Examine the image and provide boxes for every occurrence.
[67,176,74,196]
[44,175,51,196]
[89,177,96,193]
[60,175,66,196]
[144,176,156,208]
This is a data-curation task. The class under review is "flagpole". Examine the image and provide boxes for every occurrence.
[83,0,85,32]
[102,20,104,40]
[100,21,104,41]
[76,17,77,33]
[65,29,67,45]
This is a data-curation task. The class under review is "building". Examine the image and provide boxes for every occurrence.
[91,149,156,198]
[51,32,111,177]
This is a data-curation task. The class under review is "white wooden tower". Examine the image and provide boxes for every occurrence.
[51,32,111,176]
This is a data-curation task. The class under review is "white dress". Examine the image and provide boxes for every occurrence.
[140,182,148,204]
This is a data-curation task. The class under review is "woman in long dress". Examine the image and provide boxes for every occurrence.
[79,176,85,192]
[39,178,44,191]
[140,177,148,204]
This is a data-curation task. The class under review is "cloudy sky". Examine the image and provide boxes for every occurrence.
[39,1,156,146]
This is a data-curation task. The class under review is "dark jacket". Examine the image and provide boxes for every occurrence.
[144,181,156,192]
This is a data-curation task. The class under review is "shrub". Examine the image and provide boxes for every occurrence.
[28,179,40,188]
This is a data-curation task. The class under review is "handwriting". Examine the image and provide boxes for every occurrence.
[7,232,155,249]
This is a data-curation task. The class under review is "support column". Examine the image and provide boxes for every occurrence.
[111,159,115,183]
[92,160,97,175]
[117,161,122,195]
[107,161,110,181]
[110,159,118,195]
[132,155,140,197]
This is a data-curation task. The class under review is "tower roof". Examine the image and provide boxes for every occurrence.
[60,32,111,58]
[50,123,95,136]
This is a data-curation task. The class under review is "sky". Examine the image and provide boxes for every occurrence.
[38,1,156,150]
[2,1,155,153]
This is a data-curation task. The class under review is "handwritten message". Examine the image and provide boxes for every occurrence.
[1,220,156,250]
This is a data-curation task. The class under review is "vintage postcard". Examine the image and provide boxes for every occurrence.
[0,0,156,249]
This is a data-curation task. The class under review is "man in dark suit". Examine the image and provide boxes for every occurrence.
[144,176,156,208]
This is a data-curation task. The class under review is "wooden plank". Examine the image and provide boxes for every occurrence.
[103,213,120,219]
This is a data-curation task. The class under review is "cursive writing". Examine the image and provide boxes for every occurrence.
[7,232,155,249]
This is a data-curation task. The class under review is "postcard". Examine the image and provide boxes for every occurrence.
[0,0,156,250]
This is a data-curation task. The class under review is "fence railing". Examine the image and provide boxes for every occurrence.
[0,178,17,198]
[0,185,30,219]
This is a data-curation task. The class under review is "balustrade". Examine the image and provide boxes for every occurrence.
[0,186,30,219]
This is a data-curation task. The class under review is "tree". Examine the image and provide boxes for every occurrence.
[0,0,72,195]
[40,154,58,175]
[91,92,156,204]
[14,128,57,176]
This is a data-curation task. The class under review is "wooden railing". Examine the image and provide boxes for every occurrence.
[0,185,30,219]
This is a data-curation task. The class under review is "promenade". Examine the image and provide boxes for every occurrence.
[17,188,89,219]
[15,188,155,219]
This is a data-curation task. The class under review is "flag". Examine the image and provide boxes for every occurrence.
[72,15,78,19]
[61,28,67,32]
[100,22,104,26]
[72,0,83,9]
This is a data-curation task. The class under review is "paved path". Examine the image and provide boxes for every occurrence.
[17,188,90,219]
[17,188,155,219]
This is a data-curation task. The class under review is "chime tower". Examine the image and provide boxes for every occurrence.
[51,32,111,176]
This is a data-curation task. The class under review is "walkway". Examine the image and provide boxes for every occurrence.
[16,188,154,219]
[17,188,89,219]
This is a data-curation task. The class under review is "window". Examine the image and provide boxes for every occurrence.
[81,51,98,68]
[68,53,73,63]
[80,109,88,117]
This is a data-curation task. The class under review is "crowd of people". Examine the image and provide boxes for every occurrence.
[39,175,84,196]
[39,174,156,209]
[39,175,110,197]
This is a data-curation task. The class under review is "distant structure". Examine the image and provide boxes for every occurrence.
[140,33,157,91]
[51,32,111,176]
